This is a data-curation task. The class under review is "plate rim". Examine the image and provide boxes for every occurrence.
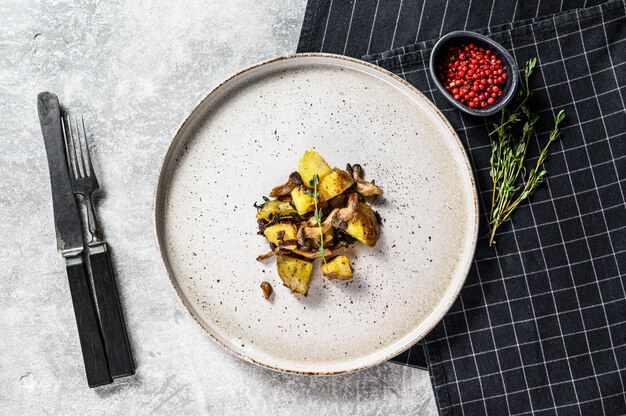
[153,52,479,375]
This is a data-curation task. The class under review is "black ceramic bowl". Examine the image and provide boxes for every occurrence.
[429,31,519,117]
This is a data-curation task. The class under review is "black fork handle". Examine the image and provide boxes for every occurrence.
[89,243,135,378]
[65,256,112,388]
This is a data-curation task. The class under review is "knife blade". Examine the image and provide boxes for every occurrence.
[38,92,83,257]
[38,92,112,388]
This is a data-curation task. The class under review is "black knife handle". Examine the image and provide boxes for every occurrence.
[65,257,113,388]
[89,244,135,378]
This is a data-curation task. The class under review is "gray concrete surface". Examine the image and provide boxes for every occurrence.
[0,1,437,414]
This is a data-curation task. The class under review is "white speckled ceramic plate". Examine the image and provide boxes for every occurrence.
[155,53,478,374]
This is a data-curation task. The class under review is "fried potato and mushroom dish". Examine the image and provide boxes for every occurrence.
[255,150,383,296]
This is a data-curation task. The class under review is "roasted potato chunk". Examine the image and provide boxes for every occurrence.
[345,202,380,247]
[276,255,313,295]
[318,169,355,201]
[298,149,333,185]
[263,223,298,249]
[321,255,353,280]
[256,200,297,221]
[291,186,316,216]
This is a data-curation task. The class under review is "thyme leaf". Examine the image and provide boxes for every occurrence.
[309,175,327,264]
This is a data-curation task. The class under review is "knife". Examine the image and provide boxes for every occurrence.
[38,92,113,388]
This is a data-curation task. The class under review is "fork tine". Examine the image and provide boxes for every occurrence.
[73,115,86,178]
[79,115,93,177]
[64,114,82,179]
[61,116,76,179]
[70,115,84,178]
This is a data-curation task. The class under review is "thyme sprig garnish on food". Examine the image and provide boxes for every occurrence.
[488,57,566,246]
[307,174,327,264]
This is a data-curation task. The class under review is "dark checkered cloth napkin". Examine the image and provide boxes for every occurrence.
[298,0,626,414]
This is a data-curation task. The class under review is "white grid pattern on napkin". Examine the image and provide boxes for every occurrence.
[367,3,626,414]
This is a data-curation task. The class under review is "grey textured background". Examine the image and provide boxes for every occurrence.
[0,1,437,414]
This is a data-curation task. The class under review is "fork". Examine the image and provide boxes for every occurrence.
[63,114,135,379]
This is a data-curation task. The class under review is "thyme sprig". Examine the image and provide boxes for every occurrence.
[307,175,327,264]
[488,57,566,246]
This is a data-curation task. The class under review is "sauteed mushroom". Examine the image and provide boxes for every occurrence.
[347,164,384,197]
[269,171,303,197]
